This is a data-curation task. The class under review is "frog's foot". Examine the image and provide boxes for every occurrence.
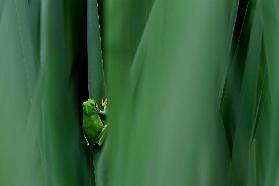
[84,135,90,146]
[97,125,108,146]
[100,98,107,115]
[102,98,107,107]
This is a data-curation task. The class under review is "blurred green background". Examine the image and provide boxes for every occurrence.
[0,0,279,186]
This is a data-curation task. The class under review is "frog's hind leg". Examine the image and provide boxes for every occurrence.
[97,125,108,146]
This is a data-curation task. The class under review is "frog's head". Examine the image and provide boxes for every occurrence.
[82,99,99,115]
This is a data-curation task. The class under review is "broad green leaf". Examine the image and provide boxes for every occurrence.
[87,0,108,186]
[88,0,105,102]
[105,1,231,186]
[254,1,279,186]
[0,0,90,185]
[0,1,37,185]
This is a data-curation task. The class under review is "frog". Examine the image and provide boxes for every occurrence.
[82,98,108,147]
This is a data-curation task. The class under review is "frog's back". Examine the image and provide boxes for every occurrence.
[83,114,104,142]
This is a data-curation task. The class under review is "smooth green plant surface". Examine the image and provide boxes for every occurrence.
[0,0,90,186]
[104,1,229,186]
[1,0,279,186]
[104,0,279,186]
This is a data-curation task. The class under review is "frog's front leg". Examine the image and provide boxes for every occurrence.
[96,125,108,146]
[99,98,107,115]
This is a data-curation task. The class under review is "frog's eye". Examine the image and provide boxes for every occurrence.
[90,102,94,107]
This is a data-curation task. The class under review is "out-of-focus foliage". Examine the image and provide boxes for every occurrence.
[1,0,279,186]
[103,0,279,186]
[104,1,231,186]
[0,0,90,186]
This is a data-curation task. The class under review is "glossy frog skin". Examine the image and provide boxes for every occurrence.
[82,98,107,146]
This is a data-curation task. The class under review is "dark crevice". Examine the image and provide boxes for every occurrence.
[64,0,91,184]
[221,0,254,157]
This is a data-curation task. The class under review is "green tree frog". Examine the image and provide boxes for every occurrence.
[82,98,108,146]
